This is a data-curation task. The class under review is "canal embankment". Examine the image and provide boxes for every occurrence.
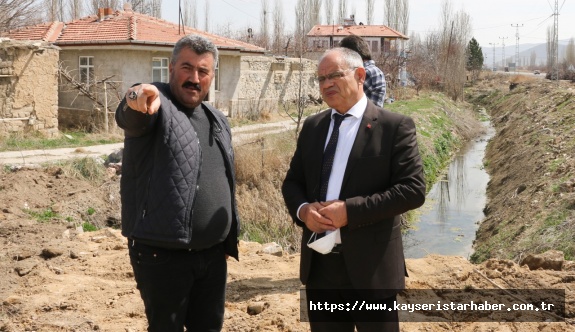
[468,75,575,263]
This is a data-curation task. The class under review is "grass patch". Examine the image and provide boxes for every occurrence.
[82,222,98,232]
[54,157,107,184]
[0,131,123,152]
[25,207,60,223]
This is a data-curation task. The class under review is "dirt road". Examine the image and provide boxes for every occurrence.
[0,119,297,166]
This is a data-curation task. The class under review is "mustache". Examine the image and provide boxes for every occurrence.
[182,82,201,91]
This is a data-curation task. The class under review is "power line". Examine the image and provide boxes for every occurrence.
[220,0,259,21]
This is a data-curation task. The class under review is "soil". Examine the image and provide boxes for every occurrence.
[1,75,575,331]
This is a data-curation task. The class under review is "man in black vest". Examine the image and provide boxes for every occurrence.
[115,34,239,332]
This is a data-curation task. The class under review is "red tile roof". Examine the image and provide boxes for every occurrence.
[307,24,409,40]
[2,9,265,53]
[2,22,64,42]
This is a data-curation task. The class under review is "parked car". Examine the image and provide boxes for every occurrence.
[534,70,540,75]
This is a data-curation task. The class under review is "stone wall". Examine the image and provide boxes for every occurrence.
[0,39,59,137]
[230,56,320,118]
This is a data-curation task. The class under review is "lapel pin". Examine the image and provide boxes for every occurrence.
[367,123,372,129]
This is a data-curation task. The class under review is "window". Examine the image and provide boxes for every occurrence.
[371,40,379,53]
[152,57,169,83]
[79,56,94,86]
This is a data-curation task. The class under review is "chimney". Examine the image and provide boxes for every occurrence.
[104,8,114,16]
[97,8,105,20]
[123,2,133,12]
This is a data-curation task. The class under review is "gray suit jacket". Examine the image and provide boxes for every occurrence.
[282,99,426,295]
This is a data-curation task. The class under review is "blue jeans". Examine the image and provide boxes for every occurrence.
[129,240,227,332]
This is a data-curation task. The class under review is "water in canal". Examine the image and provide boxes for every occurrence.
[403,120,496,259]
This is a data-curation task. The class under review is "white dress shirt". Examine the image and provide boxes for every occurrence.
[297,95,368,243]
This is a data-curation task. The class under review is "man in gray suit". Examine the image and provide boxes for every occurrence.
[282,47,425,331]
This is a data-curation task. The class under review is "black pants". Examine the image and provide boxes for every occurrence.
[129,241,227,332]
[306,251,399,332]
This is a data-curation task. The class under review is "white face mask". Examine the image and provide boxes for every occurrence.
[307,230,339,254]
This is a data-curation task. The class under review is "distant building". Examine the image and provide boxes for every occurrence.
[306,16,409,59]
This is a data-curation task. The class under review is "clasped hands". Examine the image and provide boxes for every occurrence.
[300,200,347,233]
[125,83,161,115]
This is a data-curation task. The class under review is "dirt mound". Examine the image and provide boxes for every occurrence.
[1,203,574,331]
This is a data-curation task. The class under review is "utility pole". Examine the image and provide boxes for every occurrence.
[552,0,559,81]
[489,42,498,71]
[499,36,508,69]
[511,24,523,73]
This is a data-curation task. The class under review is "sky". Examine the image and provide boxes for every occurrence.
[162,0,575,48]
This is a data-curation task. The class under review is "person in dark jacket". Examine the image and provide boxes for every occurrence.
[115,34,240,332]
[282,47,425,332]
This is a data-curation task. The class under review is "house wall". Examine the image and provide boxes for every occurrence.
[0,40,59,137]
[213,54,241,113]
[231,56,320,118]
[58,48,236,129]
[58,48,173,131]
[57,49,321,125]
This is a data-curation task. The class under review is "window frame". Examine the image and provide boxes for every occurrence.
[152,57,169,83]
[79,56,94,87]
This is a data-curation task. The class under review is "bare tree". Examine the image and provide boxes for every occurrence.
[337,0,347,24]
[384,0,409,34]
[294,0,306,57]
[307,0,321,34]
[565,37,575,67]
[131,0,162,18]
[272,0,284,55]
[45,0,64,21]
[287,0,308,136]
[0,0,41,32]
[181,0,197,27]
[406,32,442,94]
[68,0,84,20]
[366,0,374,25]
[260,0,269,50]
[324,0,333,24]
[204,0,209,32]
[437,0,470,100]
[530,51,537,69]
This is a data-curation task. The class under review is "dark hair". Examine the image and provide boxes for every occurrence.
[339,35,372,61]
[171,34,219,69]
